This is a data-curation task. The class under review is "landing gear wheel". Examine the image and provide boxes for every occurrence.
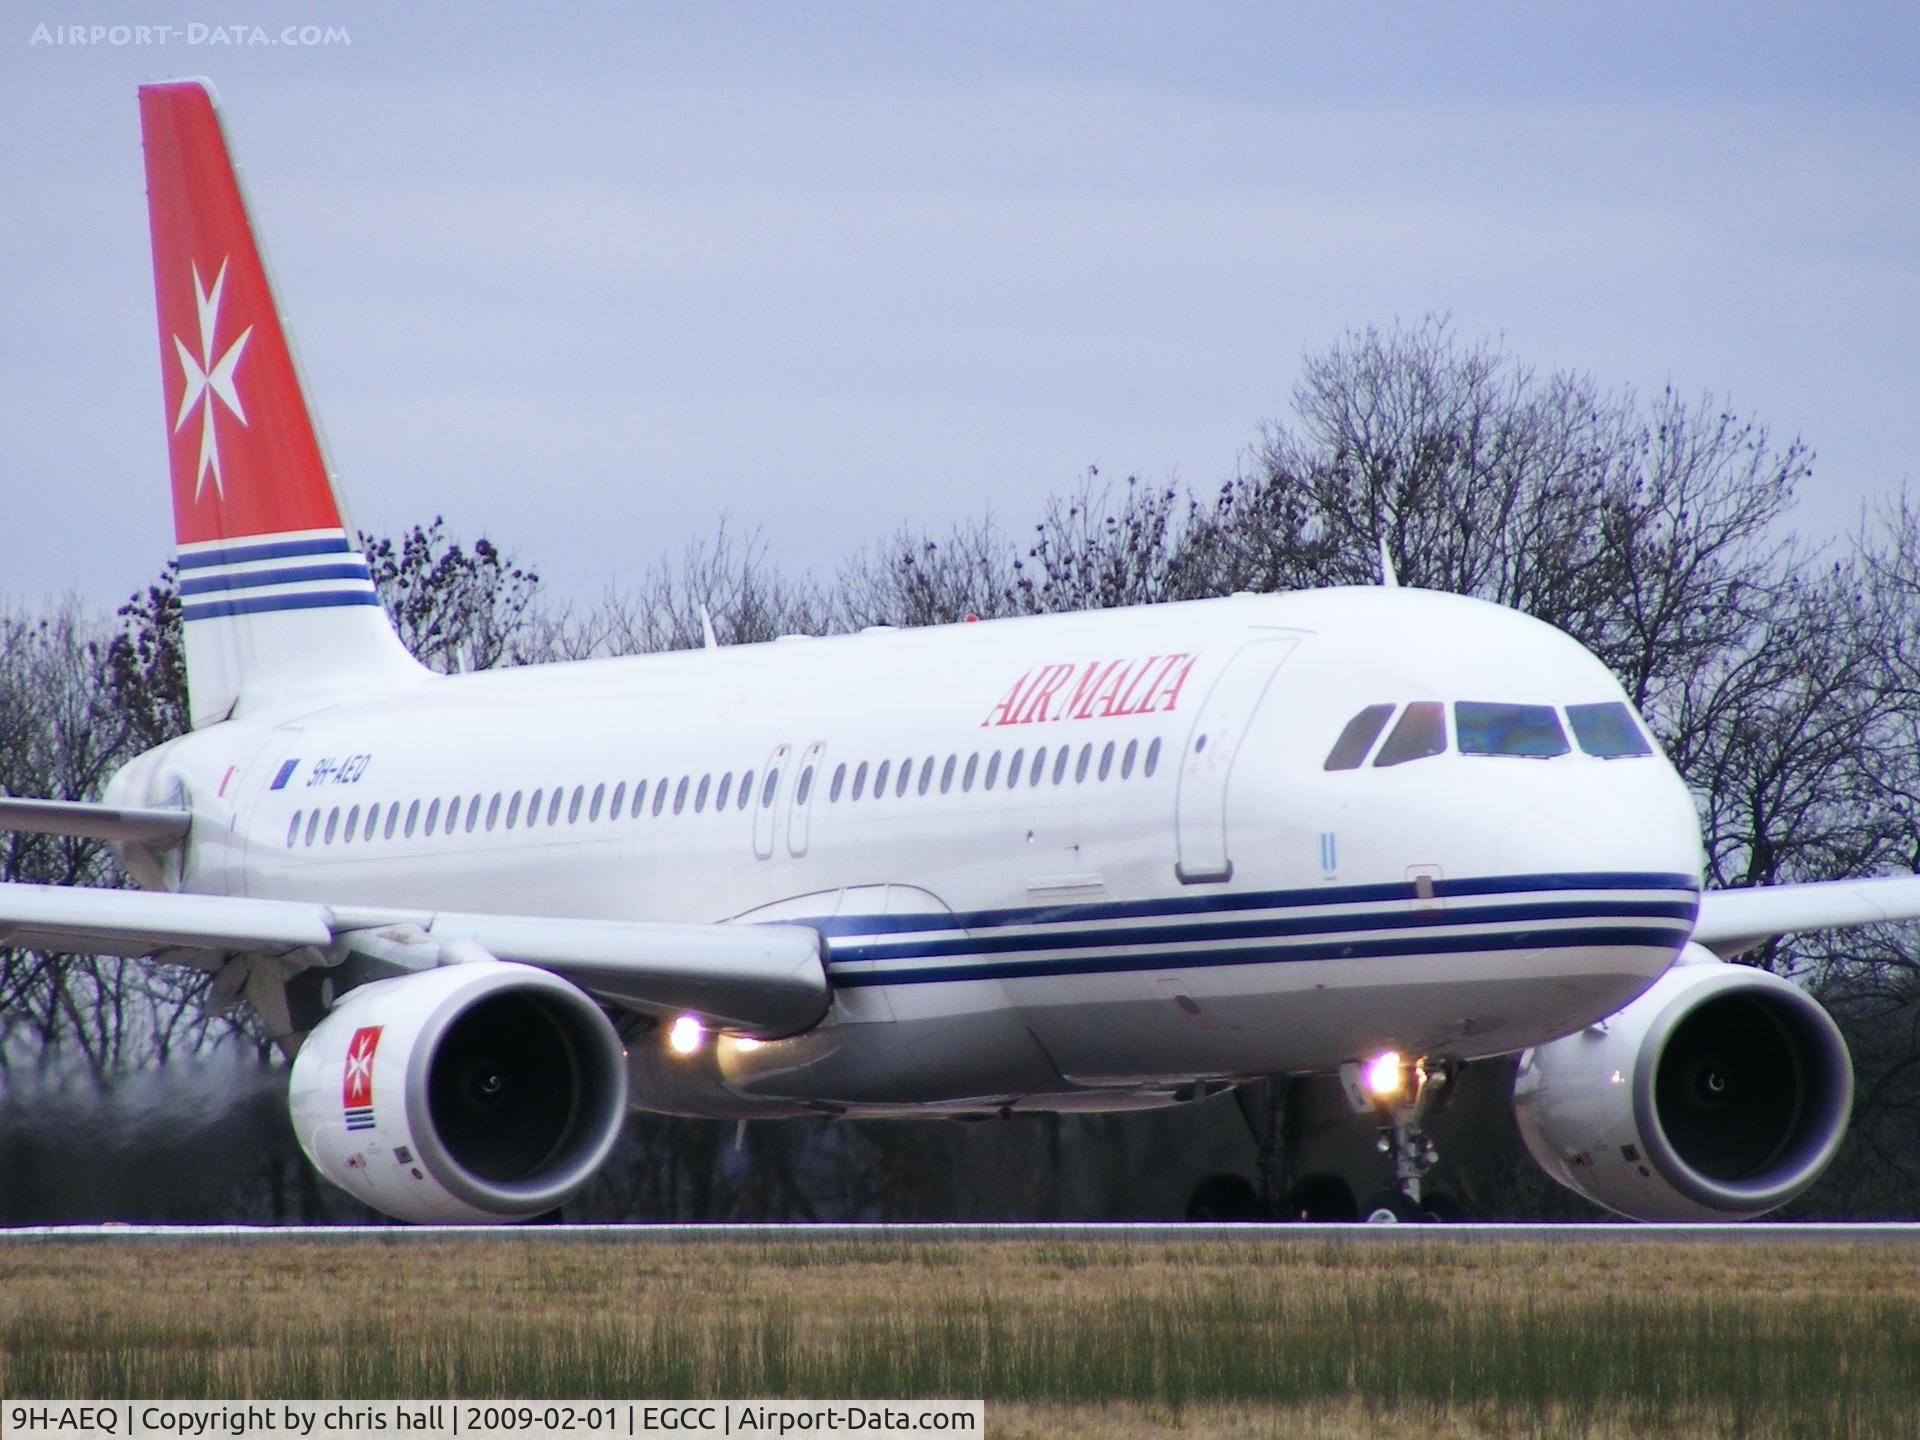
[1284,1172,1359,1222]
[1186,1172,1266,1221]
[1419,1190,1464,1223]
[1362,1190,1425,1224]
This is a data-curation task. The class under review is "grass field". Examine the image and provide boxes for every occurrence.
[3,1236,1917,1438]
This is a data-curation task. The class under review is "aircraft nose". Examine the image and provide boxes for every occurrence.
[1495,761,1704,886]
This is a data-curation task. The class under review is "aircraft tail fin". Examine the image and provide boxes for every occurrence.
[139,78,423,727]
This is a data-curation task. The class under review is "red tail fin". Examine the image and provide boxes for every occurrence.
[139,79,421,725]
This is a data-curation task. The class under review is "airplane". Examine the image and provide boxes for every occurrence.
[4,75,1919,1225]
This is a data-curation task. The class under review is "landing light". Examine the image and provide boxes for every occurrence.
[667,1015,705,1056]
[1363,1050,1405,1100]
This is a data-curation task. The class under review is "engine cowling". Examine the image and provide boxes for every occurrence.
[289,960,628,1222]
[1513,950,1852,1221]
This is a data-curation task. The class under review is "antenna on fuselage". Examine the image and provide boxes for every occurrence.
[1378,537,1400,588]
[699,605,720,650]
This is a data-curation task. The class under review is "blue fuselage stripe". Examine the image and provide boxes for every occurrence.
[813,871,1700,939]
[826,898,1700,964]
[829,923,1695,987]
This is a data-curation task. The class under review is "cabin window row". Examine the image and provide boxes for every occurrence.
[284,735,1168,850]
[286,771,766,849]
[820,736,1162,805]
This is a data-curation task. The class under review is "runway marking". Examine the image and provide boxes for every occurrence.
[6,1222,1920,1244]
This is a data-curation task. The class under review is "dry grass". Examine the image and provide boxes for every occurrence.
[3,1237,1917,1438]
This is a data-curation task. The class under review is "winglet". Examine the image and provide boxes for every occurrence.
[1378,537,1400,588]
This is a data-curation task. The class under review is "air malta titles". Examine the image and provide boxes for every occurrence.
[982,652,1199,727]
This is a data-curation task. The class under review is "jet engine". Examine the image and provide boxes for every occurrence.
[1513,950,1852,1221]
[289,960,628,1222]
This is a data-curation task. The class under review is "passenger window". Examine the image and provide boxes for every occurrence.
[963,754,979,792]
[896,760,913,798]
[918,757,935,796]
[851,762,868,801]
[1121,738,1137,779]
[692,775,710,812]
[1144,738,1162,778]
[795,768,813,806]
[425,798,442,835]
[1456,702,1569,758]
[325,807,340,844]
[675,776,691,814]
[631,780,648,818]
[653,780,669,818]
[761,770,779,807]
[1098,741,1114,781]
[506,791,523,829]
[404,800,420,838]
[830,764,846,802]
[1567,702,1654,758]
[610,781,626,817]
[365,804,380,841]
[548,788,565,825]
[385,805,401,840]
[305,810,320,846]
[1075,744,1092,783]
[874,760,891,797]
[737,771,754,810]
[486,794,501,831]
[717,773,733,810]
[466,798,482,833]
[1006,748,1023,789]
[1052,747,1070,785]
[588,784,605,821]
[526,788,543,827]
[345,805,360,843]
[287,812,301,848]
[1325,703,1396,770]
[984,751,1002,789]
[1374,702,1448,767]
[1030,747,1047,786]
[940,755,956,794]
[567,786,584,823]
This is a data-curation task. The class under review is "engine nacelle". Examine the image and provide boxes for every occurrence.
[290,961,628,1222]
[1513,951,1852,1221]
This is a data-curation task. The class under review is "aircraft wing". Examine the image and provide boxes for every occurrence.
[1692,875,1920,959]
[0,880,828,1034]
[0,796,192,843]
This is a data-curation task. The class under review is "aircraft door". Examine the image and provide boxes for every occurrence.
[787,741,825,857]
[1173,636,1300,884]
[752,743,790,860]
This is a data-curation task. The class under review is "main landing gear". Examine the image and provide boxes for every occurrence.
[1341,1051,1463,1224]
[1182,1057,1467,1223]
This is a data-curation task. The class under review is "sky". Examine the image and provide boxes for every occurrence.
[3,1,1916,613]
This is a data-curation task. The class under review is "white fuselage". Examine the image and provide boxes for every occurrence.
[110,587,1705,1117]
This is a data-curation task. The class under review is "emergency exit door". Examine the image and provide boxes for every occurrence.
[1173,636,1300,883]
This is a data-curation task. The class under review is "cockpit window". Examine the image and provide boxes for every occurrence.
[1456,702,1569,758]
[1324,703,1396,770]
[1567,701,1654,758]
[1373,701,1447,767]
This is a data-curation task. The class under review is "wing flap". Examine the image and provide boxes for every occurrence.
[1693,875,1920,958]
[0,881,829,1035]
[0,881,332,958]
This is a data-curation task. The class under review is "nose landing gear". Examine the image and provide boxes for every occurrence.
[1341,1052,1462,1223]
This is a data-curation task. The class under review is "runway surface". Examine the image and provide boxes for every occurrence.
[7,1221,1920,1244]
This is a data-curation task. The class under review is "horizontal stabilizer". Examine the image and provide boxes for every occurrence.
[0,797,192,844]
[1693,874,1920,958]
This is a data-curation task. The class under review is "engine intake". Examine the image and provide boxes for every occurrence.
[291,960,628,1223]
[1513,951,1852,1221]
